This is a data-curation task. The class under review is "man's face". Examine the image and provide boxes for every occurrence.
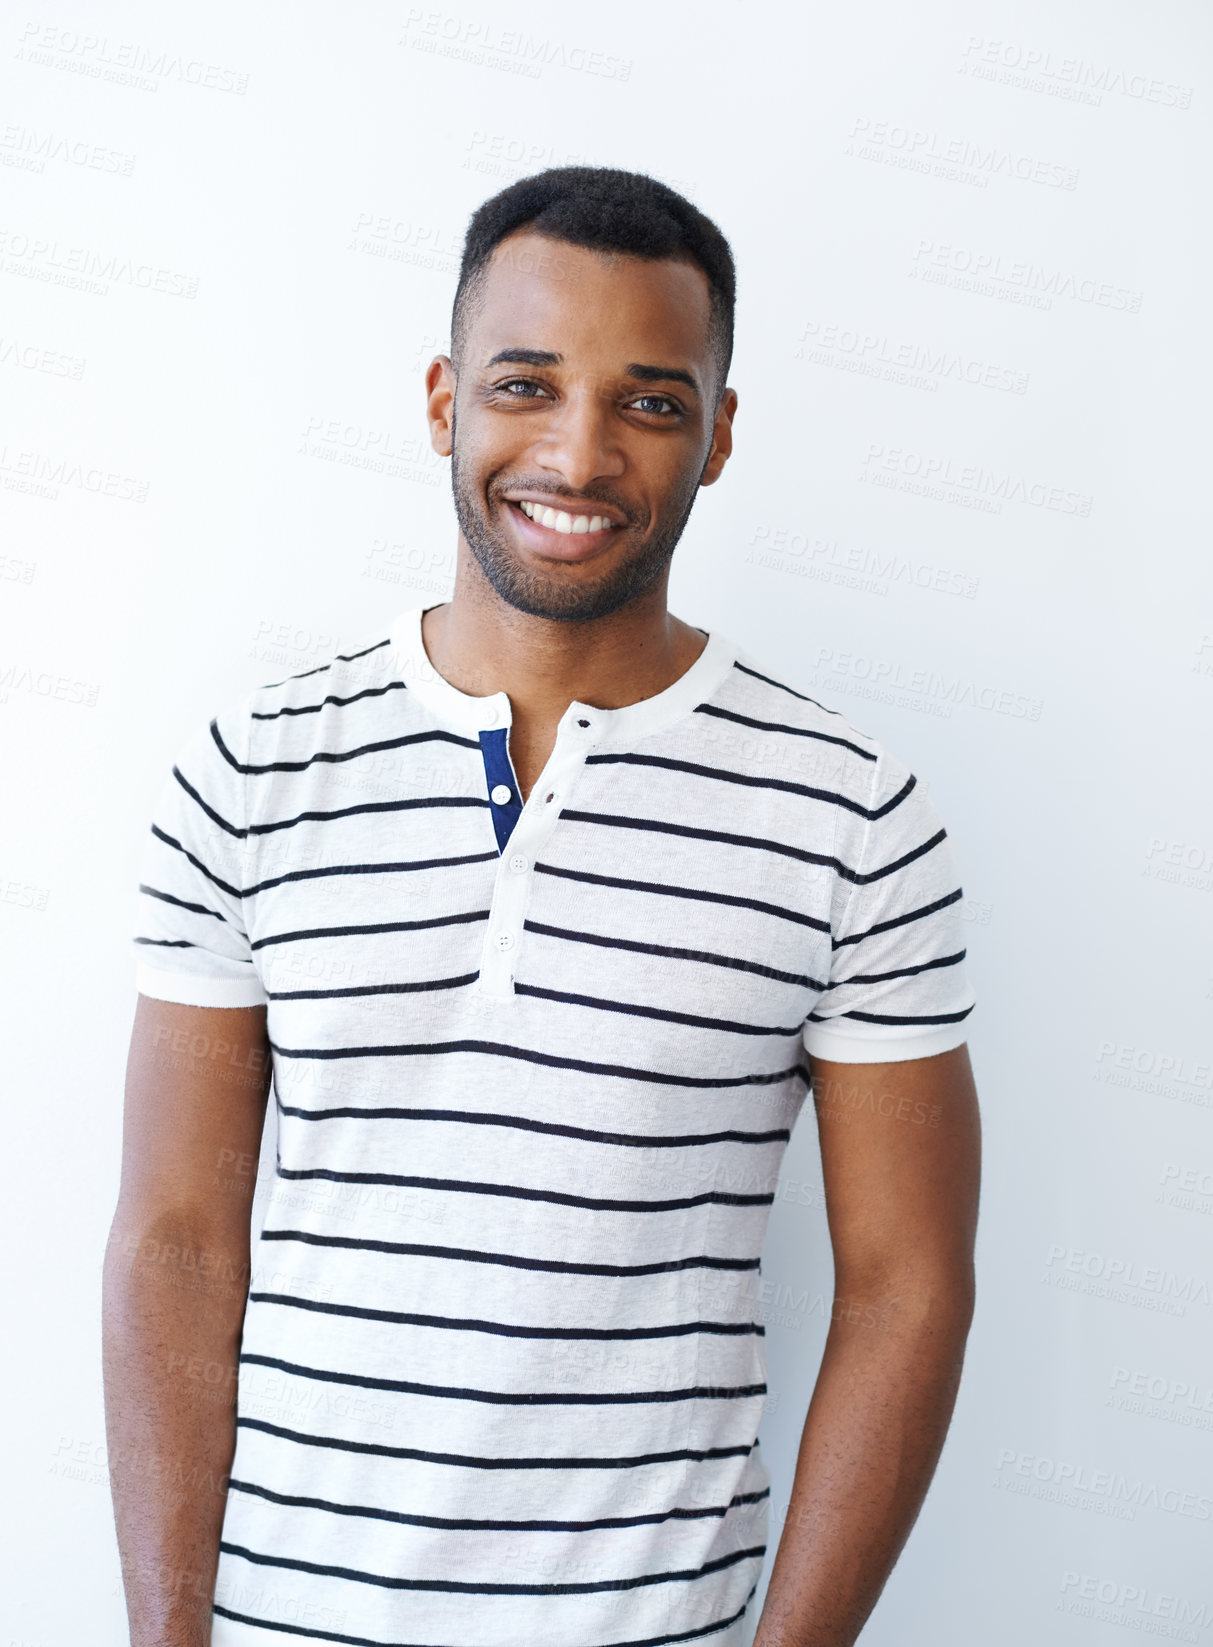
[427,230,736,623]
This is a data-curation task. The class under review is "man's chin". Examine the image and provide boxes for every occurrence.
[464,529,661,625]
[482,559,633,624]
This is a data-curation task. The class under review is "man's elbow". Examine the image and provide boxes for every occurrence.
[901,1258,976,1350]
[103,1198,255,1305]
[837,1252,976,1343]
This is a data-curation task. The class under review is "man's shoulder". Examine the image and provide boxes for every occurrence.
[710,640,899,795]
[194,627,404,773]
[250,628,400,713]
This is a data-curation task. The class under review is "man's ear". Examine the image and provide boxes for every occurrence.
[700,387,738,488]
[426,355,456,457]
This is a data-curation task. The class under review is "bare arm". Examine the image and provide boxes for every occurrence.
[752,1044,981,1647]
[102,996,272,1647]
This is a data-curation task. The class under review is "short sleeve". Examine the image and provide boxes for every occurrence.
[131,697,267,1009]
[803,750,975,1063]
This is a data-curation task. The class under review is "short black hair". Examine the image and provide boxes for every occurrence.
[451,166,736,398]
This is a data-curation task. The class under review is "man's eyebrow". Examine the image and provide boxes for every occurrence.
[626,362,700,395]
[485,348,563,368]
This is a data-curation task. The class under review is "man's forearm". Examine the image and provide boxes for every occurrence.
[751,1273,974,1647]
[102,1210,250,1647]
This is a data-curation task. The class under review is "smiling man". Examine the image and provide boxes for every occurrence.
[105,168,980,1647]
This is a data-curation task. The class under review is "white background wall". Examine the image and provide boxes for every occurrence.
[3,2,1211,1642]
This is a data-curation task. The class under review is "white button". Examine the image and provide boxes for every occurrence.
[509,854,528,873]
[491,784,513,805]
[496,932,515,951]
[484,709,499,726]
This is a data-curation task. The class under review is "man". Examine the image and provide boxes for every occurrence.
[105,167,980,1647]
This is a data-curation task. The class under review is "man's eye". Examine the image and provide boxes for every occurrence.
[498,379,547,398]
[631,394,679,416]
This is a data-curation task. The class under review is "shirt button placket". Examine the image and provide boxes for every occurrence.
[476,709,600,1001]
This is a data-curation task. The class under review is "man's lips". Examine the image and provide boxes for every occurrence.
[499,495,627,560]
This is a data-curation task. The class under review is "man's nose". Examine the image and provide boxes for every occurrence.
[531,388,626,491]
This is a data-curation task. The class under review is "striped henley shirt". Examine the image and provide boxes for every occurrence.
[131,602,975,1647]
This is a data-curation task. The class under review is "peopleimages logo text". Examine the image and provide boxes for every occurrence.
[910,239,1143,312]
[812,647,1042,721]
[960,38,1193,108]
[848,116,1078,188]
[15,23,249,91]
[861,444,1092,515]
[996,1449,1212,1519]
[400,10,631,79]
[1095,1042,1213,1089]
[1060,1572,1212,1630]
[1045,1245,1210,1305]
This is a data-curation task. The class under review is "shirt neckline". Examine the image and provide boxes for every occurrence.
[387,604,737,743]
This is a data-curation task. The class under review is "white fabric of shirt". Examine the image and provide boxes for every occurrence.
[132,605,975,1647]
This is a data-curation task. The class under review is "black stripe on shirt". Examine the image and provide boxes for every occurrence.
[150,824,240,898]
[853,828,947,886]
[515,981,803,1037]
[251,680,408,720]
[586,751,911,821]
[841,950,966,986]
[694,701,877,761]
[247,1290,765,1340]
[733,658,847,719]
[238,1351,767,1407]
[833,887,963,948]
[247,794,488,838]
[268,1035,808,1091]
[246,850,498,898]
[138,883,229,923]
[558,809,863,880]
[252,908,489,952]
[218,1532,766,1595]
[259,636,392,690]
[227,1473,769,1534]
[212,719,477,775]
[523,918,825,991]
[834,1004,974,1026]
[258,1229,761,1277]
[268,972,478,1002]
[560,810,944,888]
[535,860,831,934]
[235,1413,757,1471]
[276,1165,774,1213]
[274,1098,790,1149]
[173,761,244,838]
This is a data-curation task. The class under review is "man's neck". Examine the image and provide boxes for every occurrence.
[419,579,708,731]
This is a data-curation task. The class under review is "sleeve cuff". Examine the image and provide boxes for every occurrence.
[802,1015,972,1064]
[135,964,267,1009]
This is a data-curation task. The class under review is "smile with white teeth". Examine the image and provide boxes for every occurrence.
[516,500,617,535]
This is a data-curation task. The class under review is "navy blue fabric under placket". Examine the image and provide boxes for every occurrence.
[478,728,524,852]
